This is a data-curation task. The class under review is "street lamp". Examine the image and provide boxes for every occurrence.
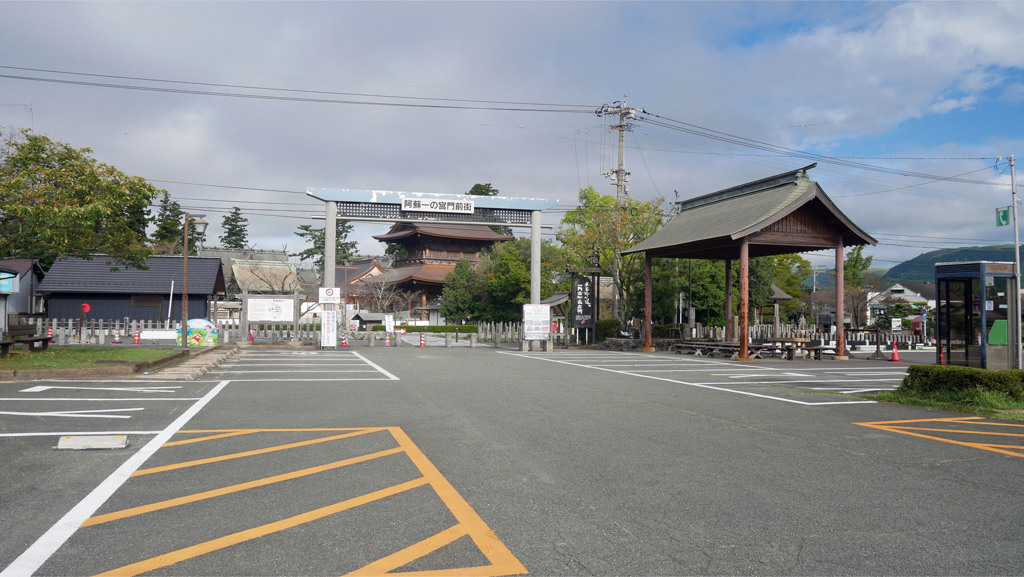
[181,213,208,348]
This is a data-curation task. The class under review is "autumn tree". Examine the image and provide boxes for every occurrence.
[0,130,159,268]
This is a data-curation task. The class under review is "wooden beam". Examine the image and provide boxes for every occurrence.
[739,237,751,361]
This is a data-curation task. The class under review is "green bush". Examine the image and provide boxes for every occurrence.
[898,365,1024,402]
[595,319,620,342]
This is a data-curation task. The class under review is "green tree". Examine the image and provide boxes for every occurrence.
[467,183,499,196]
[150,192,205,255]
[291,220,357,275]
[0,130,159,268]
[467,182,511,235]
[439,260,486,323]
[556,186,665,324]
[219,207,249,250]
[771,254,812,320]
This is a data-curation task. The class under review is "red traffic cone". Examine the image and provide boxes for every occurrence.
[113,329,122,344]
[419,332,426,348]
[47,324,53,343]
[385,332,391,347]
[248,329,255,343]
[889,341,902,362]
[132,327,140,345]
[940,346,946,365]
[340,333,350,347]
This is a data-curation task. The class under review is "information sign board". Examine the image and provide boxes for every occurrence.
[523,304,551,341]
[400,197,475,214]
[891,318,902,332]
[385,314,395,333]
[321,310,338,347]
[248,297,295,322]
[572,277,594,328]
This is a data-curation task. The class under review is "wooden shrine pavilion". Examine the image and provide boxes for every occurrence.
[623,163,876,359]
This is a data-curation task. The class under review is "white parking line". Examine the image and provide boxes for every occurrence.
[0,380,231,577]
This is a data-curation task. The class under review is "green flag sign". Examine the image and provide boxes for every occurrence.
[997,207,1011,227]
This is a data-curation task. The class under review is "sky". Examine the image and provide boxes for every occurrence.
[2,1,1023,271]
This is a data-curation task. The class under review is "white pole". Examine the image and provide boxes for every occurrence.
[166,280,174,323]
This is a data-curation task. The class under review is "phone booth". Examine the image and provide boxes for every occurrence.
[935,261,1019,369]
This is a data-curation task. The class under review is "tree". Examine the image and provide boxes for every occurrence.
[467,182,511,235]
[219,207,249,249]
[150,192,205,255]
[291,220,357,276]
[0,130,160,269]
[440,259,486,323]
[556,186,665,325]
[467,183,499,196]
[771,254,812,321]
[845,245,875,329]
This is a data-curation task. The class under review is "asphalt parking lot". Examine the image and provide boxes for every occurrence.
[2,347,1022,576]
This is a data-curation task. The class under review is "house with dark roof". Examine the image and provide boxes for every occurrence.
[0,259,46,318]
[37,255,226,321]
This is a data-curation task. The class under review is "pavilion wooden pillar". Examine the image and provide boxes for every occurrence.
[724,259,733,341]
[834,238,848,359]
[643,254,654,352]
[739,238,750,361]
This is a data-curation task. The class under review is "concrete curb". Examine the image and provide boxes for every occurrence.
[0,345,242,381]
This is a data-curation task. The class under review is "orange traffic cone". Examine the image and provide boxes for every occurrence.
[340,333,350,347]
[47,324,53,343]
[132,327,140,345]
[889,341,901,362]
[113,329,122,344]
[385,332,391,347]
[248,329,254,343]
[940,346,946,365]
[419,332,426,348]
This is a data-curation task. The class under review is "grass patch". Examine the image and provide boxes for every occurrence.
[0,347,179,370]
[867,364,1024,421]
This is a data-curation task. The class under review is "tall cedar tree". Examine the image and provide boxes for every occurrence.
[220,207,249,249]
[292,220,357,274]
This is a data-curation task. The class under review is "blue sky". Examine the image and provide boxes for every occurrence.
[1,1,1022,270]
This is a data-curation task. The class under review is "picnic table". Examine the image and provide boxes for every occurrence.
[769,337,812,360]
[671,340,767,360]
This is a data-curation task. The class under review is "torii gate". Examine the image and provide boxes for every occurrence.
[623,164,876,359]
[306,188,557,346]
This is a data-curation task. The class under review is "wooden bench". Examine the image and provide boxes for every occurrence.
[0,340,15,359]
[3,324,50,354]
[672,341,766,360]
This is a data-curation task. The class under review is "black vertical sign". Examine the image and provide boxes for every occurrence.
[572,276,594,328]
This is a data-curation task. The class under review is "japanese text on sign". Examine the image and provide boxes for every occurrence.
[572,277,594,328]
[523,304,552,341]
[400,197,475,214]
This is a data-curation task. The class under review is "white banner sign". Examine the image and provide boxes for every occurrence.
[400,197,475,214]
[523,304,551,341]
[385,314,395,333]
[321,310,337,347]
[319,287,341,304]
[248,298,295,322]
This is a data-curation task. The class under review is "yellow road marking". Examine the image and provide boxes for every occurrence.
[855,417,1024,458]
[162,429,258,446]
[133,427,386,476]
[83,446,404,527]
[94,477,429,577]
[89,427,526,577]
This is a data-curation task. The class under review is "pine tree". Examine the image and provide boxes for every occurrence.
[291,220,357,273]
[219,207,249,249]
[151,192,185,248]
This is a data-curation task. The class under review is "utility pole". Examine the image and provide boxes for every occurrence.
[1010,155,1021,369]
[597,97,639,325]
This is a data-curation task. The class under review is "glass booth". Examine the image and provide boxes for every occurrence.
[935,261,1019,369]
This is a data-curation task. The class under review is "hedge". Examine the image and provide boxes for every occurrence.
[899,365,1024,401]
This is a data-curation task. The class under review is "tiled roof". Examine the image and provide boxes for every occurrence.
[38,255,225,295]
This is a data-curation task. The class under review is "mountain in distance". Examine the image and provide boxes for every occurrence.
[883,244,1020,283]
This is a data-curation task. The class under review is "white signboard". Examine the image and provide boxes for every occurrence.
[523,304,551,341]
[891,318,902,332]
[385,314,395,333]
[321,310,337,347]
[400,197,475,214]
[319,287,341,304]
[248,298,295,322]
